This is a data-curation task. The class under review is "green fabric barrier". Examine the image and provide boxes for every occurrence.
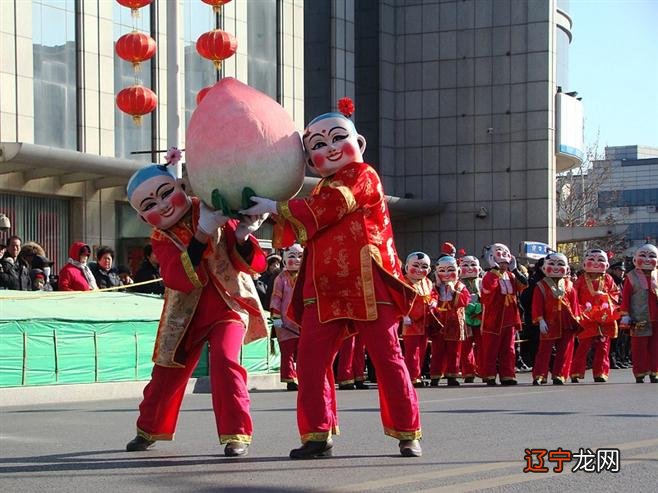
[0,291,279,388]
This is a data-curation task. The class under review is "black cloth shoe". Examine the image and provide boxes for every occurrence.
[429,378,440,387]
[355,381,369,389]
[593,376,606,383]
[650,375,658,383]
[224,441,249,457]
[552,378,564,385]
[464,376,475,383]
[532,378,541,386]
[485,378,497,386]
[447,377,460,387]
[286,382,298,391]
[126,435,155,452]
[399,439,422,457]
[413,380,426,388]
[636,376,645,383]
[338,383,356,390]
[501,379,518,386]
[289,439,333,459]
[571,377,579,383]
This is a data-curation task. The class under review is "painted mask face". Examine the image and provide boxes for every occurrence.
[404,252,431,281]
[436,257,458,283]
[129,174,191,230]
[303,115,365,177]
[459,255,481,279]
[633,244,658,271]
[283,244,304,272]
[541,253,569,278]
[582,249,609,274]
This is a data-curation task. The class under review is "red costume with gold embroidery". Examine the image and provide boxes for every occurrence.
[134,197,267,446]
[480,243,526,385]
[572,272,619,381]
[531,254,581,384]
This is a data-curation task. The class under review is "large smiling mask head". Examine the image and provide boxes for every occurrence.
[435,255,459,283]
[582,249,609,274]
[404,252,431,282]
[459,255,481,279]
[633,243,658,271]
[302,113,366,177]
[127,165,191,230]
[541,252,570,278]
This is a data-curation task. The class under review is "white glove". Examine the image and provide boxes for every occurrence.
[239,196,278,216]
[272,318,283,329]
[403,316,412,326]
[235,213,270,242]
[508,255,517,271]
[539,319,549,335]
[620,315,631,326]
[198,202,229,235]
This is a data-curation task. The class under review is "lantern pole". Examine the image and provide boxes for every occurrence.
[166,0,183,178]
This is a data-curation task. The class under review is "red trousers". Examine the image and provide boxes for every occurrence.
[136,320,252,444]
[533,330,575,382]
[631,326,658,378]
[337,334,366,384]
[296,304,421,443]
[571,336,611,380]
[460,326,481,378]
[279,337,299,383]
[403,334,429,382]
[430,334,462,378]
[480,325,517,381]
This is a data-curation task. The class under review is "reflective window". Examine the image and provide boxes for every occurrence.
[114,3,153,161]
[32,0,77,149]
[599,188,658,208]
[248,0,278,99]
[183,1,217,128]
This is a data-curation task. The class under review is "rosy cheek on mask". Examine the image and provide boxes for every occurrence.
[343,144,356,158]
[311,155,326,168]
[144,211,163,227]
[171,191,187,208]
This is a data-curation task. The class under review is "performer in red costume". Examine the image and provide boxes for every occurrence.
[531,252,581,385]
[572,249,619,383]
[401,252,439,388]
[430,256,470,387]
[480,243,527,385]
[124,164,269,457]
[242,98,422,459]
[458,255,483,383]
[336,334,368,389]
[620,243,658,383]
[270,243,304,391]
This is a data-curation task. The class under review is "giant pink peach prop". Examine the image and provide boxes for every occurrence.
[185,78,306,211]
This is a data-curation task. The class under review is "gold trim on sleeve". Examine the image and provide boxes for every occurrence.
[278,201,308,244]
[180,251,203,289]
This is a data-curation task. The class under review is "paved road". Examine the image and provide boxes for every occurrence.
[1,368,657,492]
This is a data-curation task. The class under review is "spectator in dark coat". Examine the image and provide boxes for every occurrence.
[0,236,32,291]
[90,246,122,290]
[132,244,164,295]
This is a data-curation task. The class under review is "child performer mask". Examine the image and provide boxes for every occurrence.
[127,165,192,230]
[283,244,304,272]
[582,249,609,274]
[541,252,570,278]
[484,243,513,270]
[633,243,658,272]
[302,101,367,178]
[459,255,481,279]
[404,252,431,282]
[435,256,459,284]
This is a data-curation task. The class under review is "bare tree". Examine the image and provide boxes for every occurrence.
[556,140,627,266]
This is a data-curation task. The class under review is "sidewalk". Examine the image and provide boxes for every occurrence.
[0,373,284,407]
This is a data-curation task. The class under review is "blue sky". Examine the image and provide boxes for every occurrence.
[569,0,658,151]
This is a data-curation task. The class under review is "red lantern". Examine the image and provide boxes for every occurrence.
[196,85,214,106]
[115,31,156,71]
[196,29,237,70]
[201,0,231,14]
[116,85,157,126]
[116,0,152,17]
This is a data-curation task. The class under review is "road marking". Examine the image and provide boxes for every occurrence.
[329,438,658,492]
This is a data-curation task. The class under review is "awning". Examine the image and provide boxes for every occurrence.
[1,142,443,217]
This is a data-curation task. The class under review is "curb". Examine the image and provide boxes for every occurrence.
[0,373,284,407]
